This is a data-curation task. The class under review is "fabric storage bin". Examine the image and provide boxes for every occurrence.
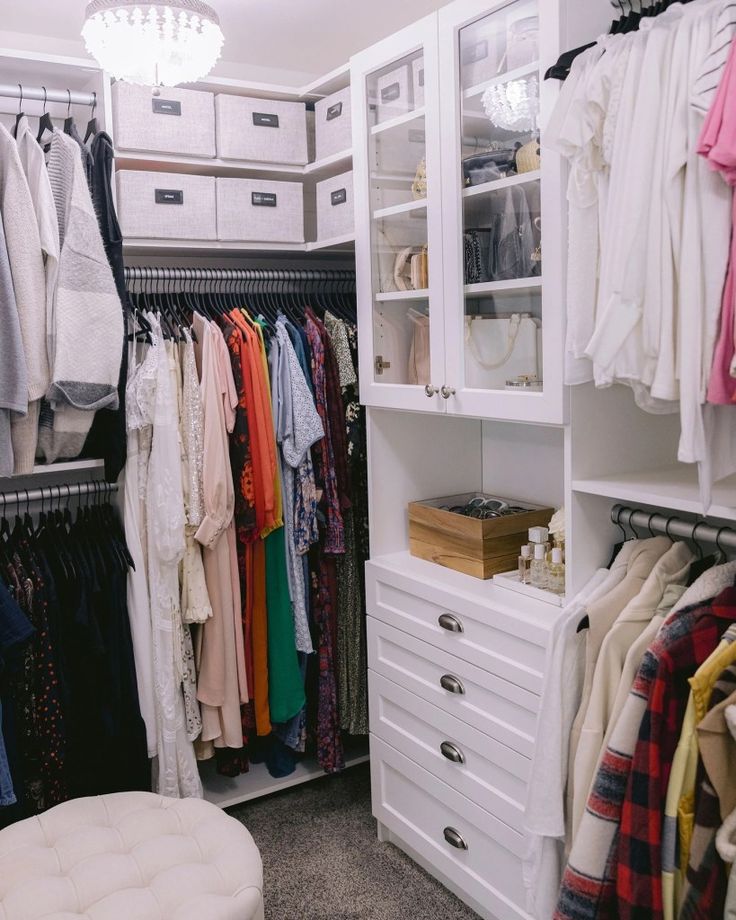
[215,95,308,164]
[316,171,354,241]
[460,22,504,91]
[112,82,216,158]
[375,64,412,123]
[216,178,304,242]
[116,170,216,240]
[314,87,352,160]
[412,57,426,109]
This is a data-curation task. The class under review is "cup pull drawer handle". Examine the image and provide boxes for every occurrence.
[443,827,468,850]
[440,674,465,695]
[438,613,463,633]
[440,741,465,764]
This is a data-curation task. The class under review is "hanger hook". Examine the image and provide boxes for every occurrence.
[18,83,23,113]
[716,526,729,559]
[42,86,47,113]
[647,512,656,538]
[91,91,97,115]
[67,89,72,117]
[613,505,628,542]
[692,521,706,560]
[665,515,675,542]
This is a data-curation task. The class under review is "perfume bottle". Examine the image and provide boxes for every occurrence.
[518,544,532,584]
[529,526,550,558]
[547,547,566,595]
[530,542,548,589]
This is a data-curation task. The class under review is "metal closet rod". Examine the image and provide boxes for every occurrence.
[123,266,355,283]
[0,84,97,108]
[0,481,118,508]
[612,504,736,552]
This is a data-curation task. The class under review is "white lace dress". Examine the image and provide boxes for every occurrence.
[136,314,202,798]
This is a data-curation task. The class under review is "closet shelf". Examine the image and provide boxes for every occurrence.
[306,233,355,252]
[299,61,351,100]
[370,107,426,137]
[462,170,540,200]
[200,745,370,809]
[464,277,542,298]
[375,288,429,302]
[124,239,309,257]
[303,148,353,179]
[572,467,736,521]
[115,151,305,180]
[462,61,540,100]
[373,198,428,220]
[0,459,106,482]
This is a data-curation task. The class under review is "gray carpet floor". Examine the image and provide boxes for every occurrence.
[230,763,481,920]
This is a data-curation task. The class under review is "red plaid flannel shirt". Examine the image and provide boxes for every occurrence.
[615,586,736,919]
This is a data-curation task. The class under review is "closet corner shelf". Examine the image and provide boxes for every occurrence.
[114,151,305,180]
[375,288,430,302]
[373,198,428,221]
[462,170,541,200]
[462,61,540,100]
[572,467,736,521]
[370,107,426,137]
[29,459,105,477]
[299,61,351,100]
[200,746,370,810]
[123,239,309,257]
[306,233,355,252]
[464,277,542,298]
[303,148,353,178]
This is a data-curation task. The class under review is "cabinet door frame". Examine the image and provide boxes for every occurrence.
[351,14,447,414]
[438,0,568,424]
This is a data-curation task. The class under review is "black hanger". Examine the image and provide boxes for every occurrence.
[12,84,25,138]
[63,89,75,135]
[545,42,598,81]
[687,520,716,586]
[36,87,54,145]
[84,91,98,143]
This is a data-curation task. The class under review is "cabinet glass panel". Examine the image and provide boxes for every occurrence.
[459,0,541,394]
[367,51,431,387]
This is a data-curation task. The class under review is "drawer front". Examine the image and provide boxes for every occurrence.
[371,736,528,920]
[369,671,527,830]
[368,618,537,757]
[366,562,545,694]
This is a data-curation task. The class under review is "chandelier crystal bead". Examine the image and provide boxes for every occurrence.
[82,0,224,86]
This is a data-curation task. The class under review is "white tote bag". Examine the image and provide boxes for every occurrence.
[464,313,540,389]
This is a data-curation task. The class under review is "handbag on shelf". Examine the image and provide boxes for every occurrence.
[462,149,517,187]
[411,246,429,290]
[393,245,428,292]
[464,230,492,284]
[408,307,430,386]
[464,312,540,389]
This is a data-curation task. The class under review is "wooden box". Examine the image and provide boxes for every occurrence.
[408,493,554,580]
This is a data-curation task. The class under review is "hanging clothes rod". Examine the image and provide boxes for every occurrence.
[0,481,118,509]
[0,83,97,109]
[124,267,355,283]
[611,504,736,552]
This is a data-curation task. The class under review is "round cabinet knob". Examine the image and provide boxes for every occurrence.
[443,827,469,850]
[425,384,439,397]
[440,741,465,764]
[440,674,465,695]
[440,385,456,399]
[438,613,463,633]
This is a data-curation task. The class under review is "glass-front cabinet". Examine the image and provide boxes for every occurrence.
[352,0,565,423]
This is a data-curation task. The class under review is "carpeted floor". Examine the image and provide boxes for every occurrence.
[229,763,480,920]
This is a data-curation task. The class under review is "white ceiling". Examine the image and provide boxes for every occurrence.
[0,0,450,79]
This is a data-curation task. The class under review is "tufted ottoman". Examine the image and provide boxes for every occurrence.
[0,792,264,920]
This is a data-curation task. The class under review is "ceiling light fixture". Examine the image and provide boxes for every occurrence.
[82,0,224,87]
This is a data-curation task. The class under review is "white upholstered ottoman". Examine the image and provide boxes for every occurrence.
[0,792,264,920]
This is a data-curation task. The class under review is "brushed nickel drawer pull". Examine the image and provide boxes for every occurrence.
[440,674,465,695]
[438,613,463,633]
[443,826,468,850]
[440,741,465,764]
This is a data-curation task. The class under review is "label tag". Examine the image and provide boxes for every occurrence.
[381,81,401,103]
[253,112,280,128]
[155,189,183,205]
[418,68,425,88]
[331,188,347,206]
[463,39,489,65]
[326,101,343,121]
[152,98,182,116]
[252,191,277,208]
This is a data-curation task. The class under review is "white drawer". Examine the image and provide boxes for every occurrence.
[371,736,528,920]
[367,561,545,694]
[368,618,537,757]
[369,671,527,830]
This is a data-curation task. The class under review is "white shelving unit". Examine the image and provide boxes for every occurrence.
[375,289,430,302]
[370,107,427,137]
[462,170,541,199]
[373,199,428,220]
[464,277,543,298]
[303,148,353,178]
[462,61,540,100]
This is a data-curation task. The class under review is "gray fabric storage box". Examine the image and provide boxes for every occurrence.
[375,64,412,123]
[316,171,354,241]
[460,23,504,91]
[217,178,304,242]
[314,87,352,160]
[412,58,426,109]
[112,82,216,158]
[215,96,308,164]
[116,170,217,240]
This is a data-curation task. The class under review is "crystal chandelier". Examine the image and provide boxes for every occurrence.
[82,0,224,86]
[482,76,539,133]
